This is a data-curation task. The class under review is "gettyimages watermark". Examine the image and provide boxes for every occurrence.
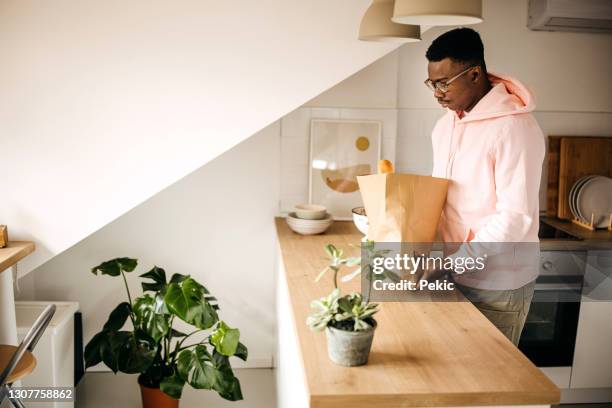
[358,241,612,302]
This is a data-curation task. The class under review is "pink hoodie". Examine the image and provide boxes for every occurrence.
[431,73,545,290]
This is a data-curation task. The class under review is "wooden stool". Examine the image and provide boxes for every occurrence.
[0,345,36,384]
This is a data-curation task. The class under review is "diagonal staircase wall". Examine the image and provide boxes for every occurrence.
[0,0,400,274]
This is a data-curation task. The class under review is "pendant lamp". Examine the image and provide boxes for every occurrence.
[359,0,421,43]
[392,0,482,26]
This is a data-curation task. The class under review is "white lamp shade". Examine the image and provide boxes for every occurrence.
[359,0,421,43]
[392,0,482,26]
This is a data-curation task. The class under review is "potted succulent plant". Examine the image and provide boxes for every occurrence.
[84,258,247,408]
[306,243,395,366]
[307,288,379,366]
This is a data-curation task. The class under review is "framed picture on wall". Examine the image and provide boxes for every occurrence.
[309,119,382,219]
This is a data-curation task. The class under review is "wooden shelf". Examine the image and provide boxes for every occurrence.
[0,242,35,274]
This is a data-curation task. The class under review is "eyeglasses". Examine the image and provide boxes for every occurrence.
[424,66,475,93]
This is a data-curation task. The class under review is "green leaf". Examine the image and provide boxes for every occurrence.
[103,302,131,332]
[170,273,189,284]
[210,321,240,356]
[177,346,215,389]
[337,297,352,314]
[133,295,170,342]
[211,351,243,401]
[314,266,330,283]
[154,292,170,314]
[100,331,157,374]
[324,244,336,258]
[234,342,248,361]
[91,258,138,277]
[101,331,126,373]
[164,277,218,329]
[160,373,185,400]
[218,375,243,401]
[84,331,107,368]
[177,346,243,401]
[345,257,361,267]
[140,266,167,293]
[116,330,157,374]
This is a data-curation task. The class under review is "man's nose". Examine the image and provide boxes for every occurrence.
[434,88,445,99]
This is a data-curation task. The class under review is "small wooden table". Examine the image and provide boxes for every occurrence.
[0,241,35,345]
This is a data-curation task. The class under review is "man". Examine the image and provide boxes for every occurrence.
[424,28,545,345]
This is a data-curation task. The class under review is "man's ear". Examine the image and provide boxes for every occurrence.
[470,67,481,83]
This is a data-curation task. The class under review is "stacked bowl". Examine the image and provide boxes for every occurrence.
[286,204,333,235]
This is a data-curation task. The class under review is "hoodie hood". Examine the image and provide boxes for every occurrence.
[458,72,536,123]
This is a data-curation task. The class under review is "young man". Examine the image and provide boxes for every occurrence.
[425,28,545,345]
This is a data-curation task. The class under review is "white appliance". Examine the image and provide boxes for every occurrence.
[528,0,612,33]
[16,301,79,408]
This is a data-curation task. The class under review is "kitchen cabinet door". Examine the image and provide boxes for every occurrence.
[570,250,612,388]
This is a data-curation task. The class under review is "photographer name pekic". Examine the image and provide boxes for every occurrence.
[373,279,455,291]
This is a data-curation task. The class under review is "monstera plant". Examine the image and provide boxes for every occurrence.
[84,258,247,407]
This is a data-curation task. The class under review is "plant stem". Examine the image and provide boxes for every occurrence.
[364,264,372,304]
[172,329,205,361]
[164,316,174,367]
[332,266,338,289]
[176,343,201,352]
[121,271,136,326]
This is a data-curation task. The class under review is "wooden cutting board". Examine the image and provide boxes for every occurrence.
[546,136,561,217]
[557,136,612,220]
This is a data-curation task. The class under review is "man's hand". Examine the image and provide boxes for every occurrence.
[421,267,448,282]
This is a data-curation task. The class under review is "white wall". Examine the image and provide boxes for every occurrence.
[305,50,400,109]
[279,52,400,213]
[23,122,281,368]
[0,0,400,275]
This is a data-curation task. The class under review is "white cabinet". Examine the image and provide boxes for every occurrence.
[570,250,612,389]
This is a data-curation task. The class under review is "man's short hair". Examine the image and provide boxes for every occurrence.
[425,27,487,73]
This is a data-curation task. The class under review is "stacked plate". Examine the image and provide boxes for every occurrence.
[286,204,333,235]
[569,175,612,228]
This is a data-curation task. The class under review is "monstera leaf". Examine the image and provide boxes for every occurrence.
[140,266,167,293]
[115,330,158,374]
[86,329,157,374]
[210,321,240,356]
[103,302,131,332]
[84,301,157,374]
[91,258,138,276]
[84,331,108,368]
[133,295,170,342]
[84,302,132,368]
[164,277,218,329]
[173,345,243,401]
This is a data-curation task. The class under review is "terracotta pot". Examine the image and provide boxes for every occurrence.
[139,383,179,408]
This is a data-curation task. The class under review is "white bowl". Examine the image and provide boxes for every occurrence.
[294,204,327,220]
[286,212,333,235]
[352,207,368,235]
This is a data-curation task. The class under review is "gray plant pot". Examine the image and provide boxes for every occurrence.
[325,321,377,366]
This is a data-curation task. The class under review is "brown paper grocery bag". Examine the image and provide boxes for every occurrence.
[356,173,448,243]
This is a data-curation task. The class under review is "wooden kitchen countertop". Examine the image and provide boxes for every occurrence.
[0,241,35,274]
[276,218,560,408]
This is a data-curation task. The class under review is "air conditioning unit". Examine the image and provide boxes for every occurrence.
[528,0,612,34]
